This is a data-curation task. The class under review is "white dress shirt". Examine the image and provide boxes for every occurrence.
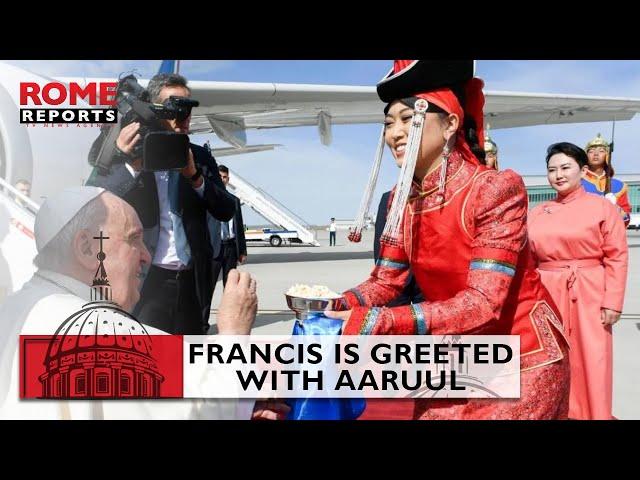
[221,217,235,240]
[124,164,205,270]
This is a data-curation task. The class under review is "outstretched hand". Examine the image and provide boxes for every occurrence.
[217,269,257,335]
[252,399,291,420]
[323,309,352,322]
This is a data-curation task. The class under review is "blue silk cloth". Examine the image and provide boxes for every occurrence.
[286,313,366,420]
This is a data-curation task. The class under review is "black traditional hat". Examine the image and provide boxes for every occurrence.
[349,60,483,245]
[377,60,475,103]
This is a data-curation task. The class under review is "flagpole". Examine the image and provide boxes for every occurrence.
[607,118,616,194]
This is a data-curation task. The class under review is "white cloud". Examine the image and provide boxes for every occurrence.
[3,60,237,80]
[478,61,640,176]
[4,60,158,78]
[179,60,238,77]
[480,60,640,97]
[206,132,387,226]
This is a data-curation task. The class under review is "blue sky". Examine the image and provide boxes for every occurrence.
[8,60,640,225]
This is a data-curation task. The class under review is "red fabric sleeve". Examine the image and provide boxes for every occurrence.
[343,170,528,336]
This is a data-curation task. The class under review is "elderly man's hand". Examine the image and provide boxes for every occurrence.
[252,399,291,420]
[216,269,257,335]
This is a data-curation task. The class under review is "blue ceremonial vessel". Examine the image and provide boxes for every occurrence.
[284,295,366,420]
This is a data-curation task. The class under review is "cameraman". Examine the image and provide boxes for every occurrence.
[86,73,235,335]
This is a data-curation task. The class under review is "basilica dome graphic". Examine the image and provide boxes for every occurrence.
[38,232,164,399]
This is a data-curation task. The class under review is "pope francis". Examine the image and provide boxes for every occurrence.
[0,186,283,420]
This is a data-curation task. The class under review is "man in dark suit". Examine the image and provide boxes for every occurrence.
[86,73,236,335]
[209,165,247,293]
[374,191,424,306]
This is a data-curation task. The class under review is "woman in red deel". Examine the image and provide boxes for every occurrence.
[331,60,570,420]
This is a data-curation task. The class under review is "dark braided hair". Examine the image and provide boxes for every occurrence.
[462,116,486,164]
[450,83,485,164]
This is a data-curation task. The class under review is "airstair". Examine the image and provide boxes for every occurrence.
[0,177,38,302]
[226,168,320,246]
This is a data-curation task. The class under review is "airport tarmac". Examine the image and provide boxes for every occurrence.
[208,228,640,419]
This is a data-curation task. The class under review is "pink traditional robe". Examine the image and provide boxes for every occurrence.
[528,186,628,420]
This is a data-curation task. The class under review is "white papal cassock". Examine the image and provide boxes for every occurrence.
[0,269,255,420]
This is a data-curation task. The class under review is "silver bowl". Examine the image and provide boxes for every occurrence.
[285,294,341,320]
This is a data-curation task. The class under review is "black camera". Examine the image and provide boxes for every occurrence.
[117,75,199,169]
[89,74,199,173]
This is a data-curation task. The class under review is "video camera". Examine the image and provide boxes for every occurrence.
[89,74,200,173]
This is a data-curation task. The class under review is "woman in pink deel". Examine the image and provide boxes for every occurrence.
[528,142,628,420]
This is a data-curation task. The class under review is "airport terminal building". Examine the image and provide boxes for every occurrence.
[525,174,640,213]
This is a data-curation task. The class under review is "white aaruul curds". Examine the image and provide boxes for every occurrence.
[286,284,341,299]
